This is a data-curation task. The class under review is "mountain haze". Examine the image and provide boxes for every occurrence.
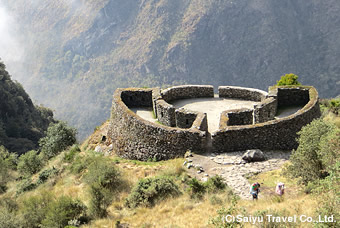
[0,61,54,154]
[1,0,340,139]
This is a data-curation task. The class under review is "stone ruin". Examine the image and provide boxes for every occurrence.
[107,85,321,161]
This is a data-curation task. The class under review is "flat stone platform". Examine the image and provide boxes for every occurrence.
[130,107,157,123]
[170,95,260,132]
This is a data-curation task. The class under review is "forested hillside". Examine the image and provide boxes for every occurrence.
[0,61,54,154]
[2,0,340,139]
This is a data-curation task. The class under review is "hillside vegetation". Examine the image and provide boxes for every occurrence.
[0,99,338,227]
[2,0,340,139]
[0,61,54,154]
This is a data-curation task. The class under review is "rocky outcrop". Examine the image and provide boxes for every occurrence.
[242,149,266,162]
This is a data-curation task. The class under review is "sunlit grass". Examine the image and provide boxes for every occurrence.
[324,112,340,128]
[2,141,318,228]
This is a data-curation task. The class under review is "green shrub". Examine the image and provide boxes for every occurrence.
[319,128,340,173]
[84,157,123,218]
[41,196,86,228]
[276,73,301,86]
[84,157,122,191]
[88,183,112,218]
[0,197,18,213]
[125,176,181,208]
[69,154,96,174]
[313,162,340,228]
[0,146,17,193]
[320,98,340,116]
[63,144,81,162]
[0,145,17,169]
[18,150,43,176]
[36,167,59,185]
[39,122,77,159]
[20,191,53,228]
[206,175,226,193]
[209,195,224,205]
[16,178,37,194]
[187,178,206,199]
[284,119,336,185]
[209,197,243,228]
[0,209,22,228]
[0,158,10,193]
[304,180,321,195]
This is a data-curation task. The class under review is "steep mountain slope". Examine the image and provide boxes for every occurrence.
[0,61,54,154]
[2,0,340,139]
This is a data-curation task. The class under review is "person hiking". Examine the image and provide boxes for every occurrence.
[250,182,261,200]
[275,182,285,196]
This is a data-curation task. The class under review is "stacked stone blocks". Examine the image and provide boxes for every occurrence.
[108,85,321,161]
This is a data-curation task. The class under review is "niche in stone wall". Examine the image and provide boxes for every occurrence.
[175,109,198,129]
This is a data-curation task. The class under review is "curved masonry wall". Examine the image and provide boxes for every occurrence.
[108,88,207,161]
[212,86,321,152]
[155,85,214,127]
[221,108,254,126]
[108,85,321,161]
[162,85,214,102]
[218,86,268,101]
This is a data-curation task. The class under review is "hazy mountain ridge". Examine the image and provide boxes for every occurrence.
[2,0,340,139]
[0,61,54,154]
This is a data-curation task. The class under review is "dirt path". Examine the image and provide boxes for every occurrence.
[186,151,291,200]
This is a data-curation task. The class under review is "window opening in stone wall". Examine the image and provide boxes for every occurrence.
[161,111,164,117]
[186,119,189,125]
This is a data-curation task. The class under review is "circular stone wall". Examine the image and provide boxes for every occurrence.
[108,85,321,160]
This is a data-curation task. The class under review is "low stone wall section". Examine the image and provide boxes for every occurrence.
[223,108,254,126]
[175,108,199,129]
[121,89,153,107]
[254,97,277,123]
[212,86,321,152]
[155,99,176,127]
[162,85,214,102]
[218,86,268,101]
[273,87,310,107]
[108,88,207,161]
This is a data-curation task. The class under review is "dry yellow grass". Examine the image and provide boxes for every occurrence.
[85,194,222,228]
[82,165,317,228]
[2,138,319,228]
[83,191,317,228]
[324,112,340,128]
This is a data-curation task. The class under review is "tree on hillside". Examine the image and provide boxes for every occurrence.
[284,119,338,185]
[17,150,43,176]
[0,60,55,154]
[39,122,77,159]
[276,73,301,86]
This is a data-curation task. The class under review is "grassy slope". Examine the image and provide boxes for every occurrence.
[3,152,317,227]
[1,121,319,228]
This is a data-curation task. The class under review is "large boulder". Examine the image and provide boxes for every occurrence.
[242,149,266,162]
